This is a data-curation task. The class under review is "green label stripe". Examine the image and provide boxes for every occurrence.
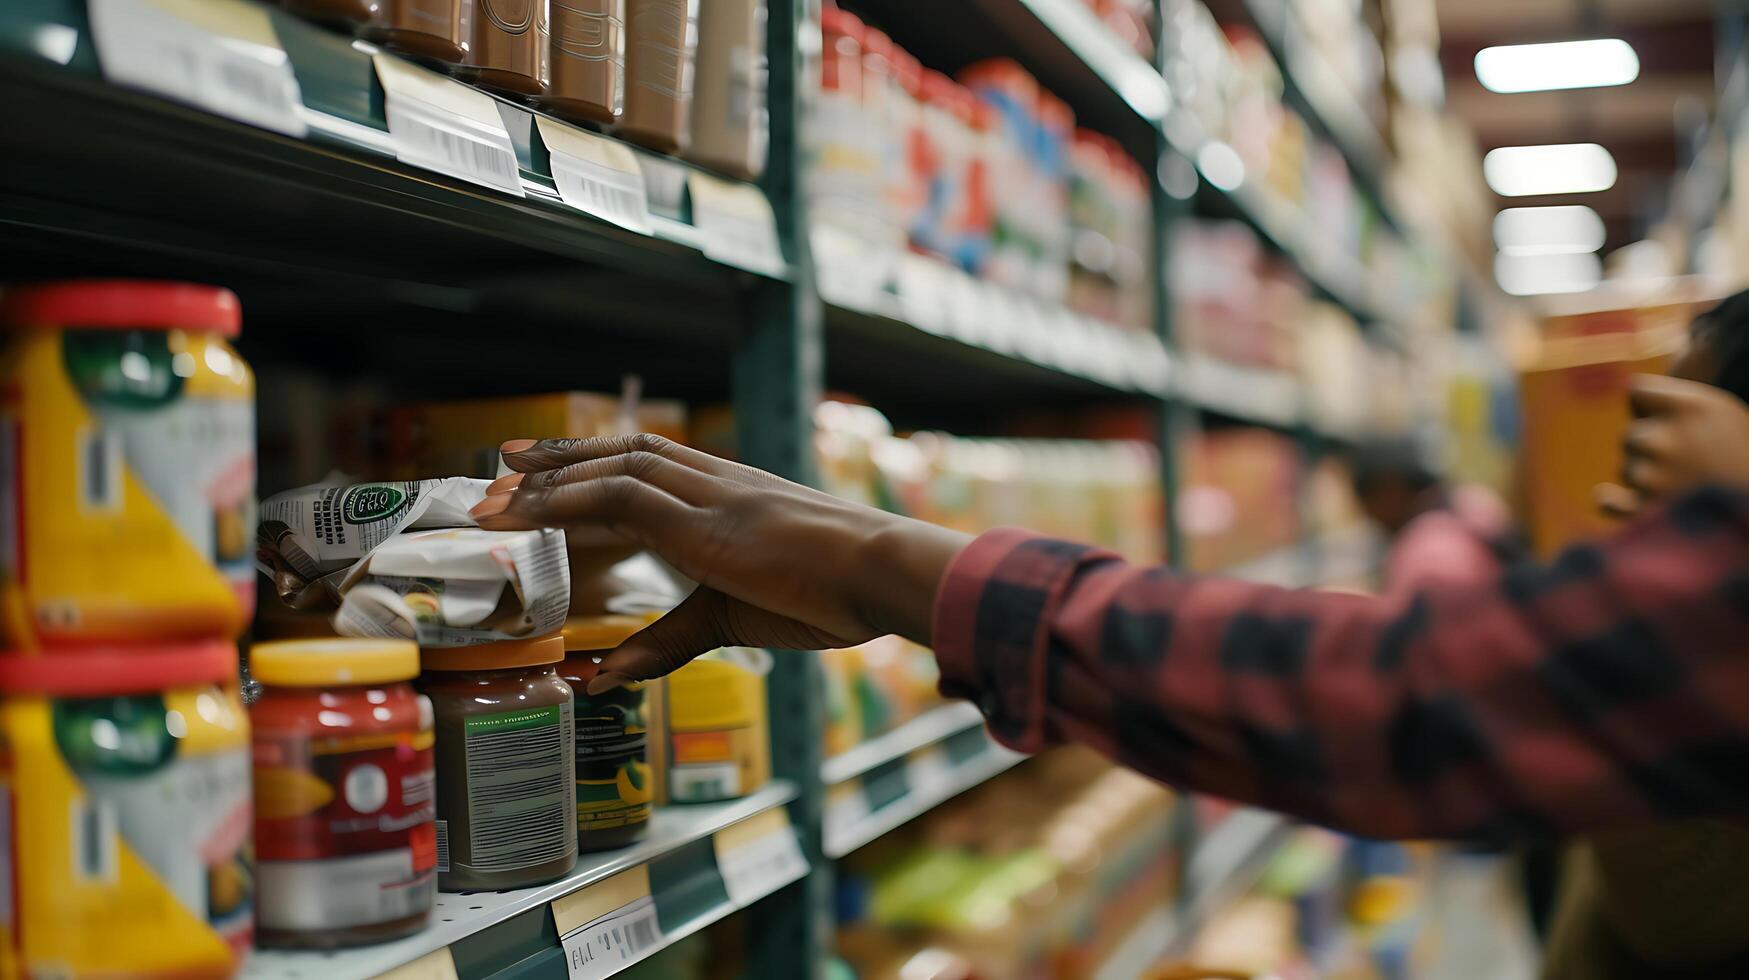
[463,704,561,735]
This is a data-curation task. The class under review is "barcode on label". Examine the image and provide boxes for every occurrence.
[717,829,809,907]
[560,894,664,980]
[462,702,574,873]
[551,154,651,234]
[434,819,449,873]
[391,102,522,190]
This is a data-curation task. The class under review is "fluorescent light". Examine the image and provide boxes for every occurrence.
[1494,206,1606,255]
[1475,39,1639,94]
[1483,143,1616,197]
[1495,251,1602,295]
[1196,142,1245,192]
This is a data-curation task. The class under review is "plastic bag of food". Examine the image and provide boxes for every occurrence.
[335,527,570,646]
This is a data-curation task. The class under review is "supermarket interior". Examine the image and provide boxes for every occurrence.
[0,0,1744,976]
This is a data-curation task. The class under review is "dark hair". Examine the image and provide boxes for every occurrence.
[1349,438,1439,498]
[1692,288,1749,403]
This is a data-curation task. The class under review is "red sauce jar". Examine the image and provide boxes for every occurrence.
[249,639,436,949]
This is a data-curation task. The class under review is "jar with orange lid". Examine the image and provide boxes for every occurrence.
[558,613,659,852]
[249,638,436,949]
[418,634,577,890]
[0,280,255,649]
[0,641,252,979]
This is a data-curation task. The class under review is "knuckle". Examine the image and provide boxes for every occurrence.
[620,451,664,480]
[627,432,674,457]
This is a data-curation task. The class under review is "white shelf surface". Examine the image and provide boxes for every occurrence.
[243,781,799,980]
[821,702,988,785]
[824,744,1027,858]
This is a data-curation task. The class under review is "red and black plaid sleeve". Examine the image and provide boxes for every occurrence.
[932,485,1749,841]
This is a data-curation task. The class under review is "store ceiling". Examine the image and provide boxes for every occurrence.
[1435,0,1718,254]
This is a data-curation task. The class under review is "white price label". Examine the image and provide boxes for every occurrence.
[688,173,785,276]
[713,809,809,908]
[909,747,954,795]
[943,272,986,345]
[559,895,663,980]
[1012,298,1055,364]
[978,282,1019,354]
[896,254,950,335]
[823,783,871,849]
[87,0,307,137]
[810,224,891,312]
[371,947,459,980]
[374,55,523,196]
[537,118,651,234]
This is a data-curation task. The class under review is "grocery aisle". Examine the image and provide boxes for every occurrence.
[0,0,1737,976]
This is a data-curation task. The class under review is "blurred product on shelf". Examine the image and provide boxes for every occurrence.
[419,633,578,891]
[807,13,1153,331]
[464,0,551,97]
[250,638,437,948]
[0,280,255,650]
[258,478,572,645]
[0,642,252,977]
[544,0,627,124]
[1171,220,1303,372]
[1082,0,1154,58]
[619,0,700,153]
[649,646,772,803]
[687,0,768,180]
[392,389,688,478]
[814,399,1164,563]
[278,0,467,64]
[559,614,661,851]
[836,749,1176,979]
[1178,429,1301,572]
[822,634,941,756]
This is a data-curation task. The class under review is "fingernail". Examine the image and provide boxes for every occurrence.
[470,493,512,519]
[501,439,538,454]
[586,671,632,695]
[486,472,524,495]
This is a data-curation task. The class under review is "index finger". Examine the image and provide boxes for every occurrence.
[499,433,739,479]
[1628,374,1715,419]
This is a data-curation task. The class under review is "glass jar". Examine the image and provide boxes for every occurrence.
[0,280,255,650]
[0,642,252,977]
[279,0,466,63]
[557,614,659,852]
[418,634,577,891]
[544,0,625,124]
[250,638,436,948]
[617,0,696,152]
[465,0,551,97]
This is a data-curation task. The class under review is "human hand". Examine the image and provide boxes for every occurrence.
[470,434,971,692]
[1595,375,1749,519]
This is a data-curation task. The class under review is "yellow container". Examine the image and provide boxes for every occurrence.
[0,641,252,979]
[0,281,256,649]
[648,647,771,804]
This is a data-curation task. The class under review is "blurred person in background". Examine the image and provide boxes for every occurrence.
[1349,437,1522,599]
[1540,289,1749,980]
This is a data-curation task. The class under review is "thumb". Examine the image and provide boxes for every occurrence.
[588,587,735,694]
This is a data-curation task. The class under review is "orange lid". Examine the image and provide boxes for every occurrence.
[561,612,660,652]
[0,641,237,696]
[420,633,565,671]
[0,280,241,337]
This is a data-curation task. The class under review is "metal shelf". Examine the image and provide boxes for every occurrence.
[243,782,801,980]
[1179,808,1292,935]
[821,701,988,786]
[824,739,1027,858]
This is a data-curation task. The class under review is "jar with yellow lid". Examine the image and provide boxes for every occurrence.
[418,634,577,890]
[0,280,255,649]
[249,639,436,948]
[649,646,771,804]
[0,641,252,978]
[558,613,660,852]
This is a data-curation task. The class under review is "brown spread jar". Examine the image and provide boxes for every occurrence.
[557,615,659,852]
[686,0,765,179]
[418,634,577,891]
[279,0,465,64]
[544,0,625,124]
[617,0,696,152]
[464,0,551,96]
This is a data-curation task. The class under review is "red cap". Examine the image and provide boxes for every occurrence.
[0,640,238,696]
[970,97,997,131]
[821,6,863,39]
[958,59,1034,99]
[861,28,894,65]
[1038,94,1074,134]
[922,70,960,107]
[895,51,924,96]
[0,280,241,337]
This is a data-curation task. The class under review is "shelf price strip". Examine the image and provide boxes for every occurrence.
[373,54,524,197]
[687,173,786,277]
[712,808,809,908]
[87,0,307,137]
[370,948,460,980]
[536,118,653,234]
[552,865,665,980]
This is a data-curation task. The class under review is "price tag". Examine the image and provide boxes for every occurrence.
[811,224,892,312]
[896,254,950,335]
[978,282,1020,354]
[1011,297,1055,364]
[552,866,665,980]
[373,54,524,196]
[713,808,810,908]
[87,0,307,137]
[824,781,871,849]
[687,173,785,276]
[943,271,987,345]
[536,118,651,234]
[371,948,459,980]
[908,747,954,796]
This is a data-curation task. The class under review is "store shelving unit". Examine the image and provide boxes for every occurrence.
[0,0,1455,973]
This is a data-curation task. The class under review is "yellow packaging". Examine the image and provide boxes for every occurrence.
[647,647,771,804]
[0,642,252,979]
[0,281,255,648]
[396,391,689,478]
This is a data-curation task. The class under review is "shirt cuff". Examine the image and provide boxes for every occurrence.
[932,527,1108,754]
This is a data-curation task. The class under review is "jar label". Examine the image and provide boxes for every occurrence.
[253,727,438,931]
[462,702,575,873]
[574,688,652,833]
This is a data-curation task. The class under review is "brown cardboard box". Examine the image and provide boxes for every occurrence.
[394,391,688,478]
